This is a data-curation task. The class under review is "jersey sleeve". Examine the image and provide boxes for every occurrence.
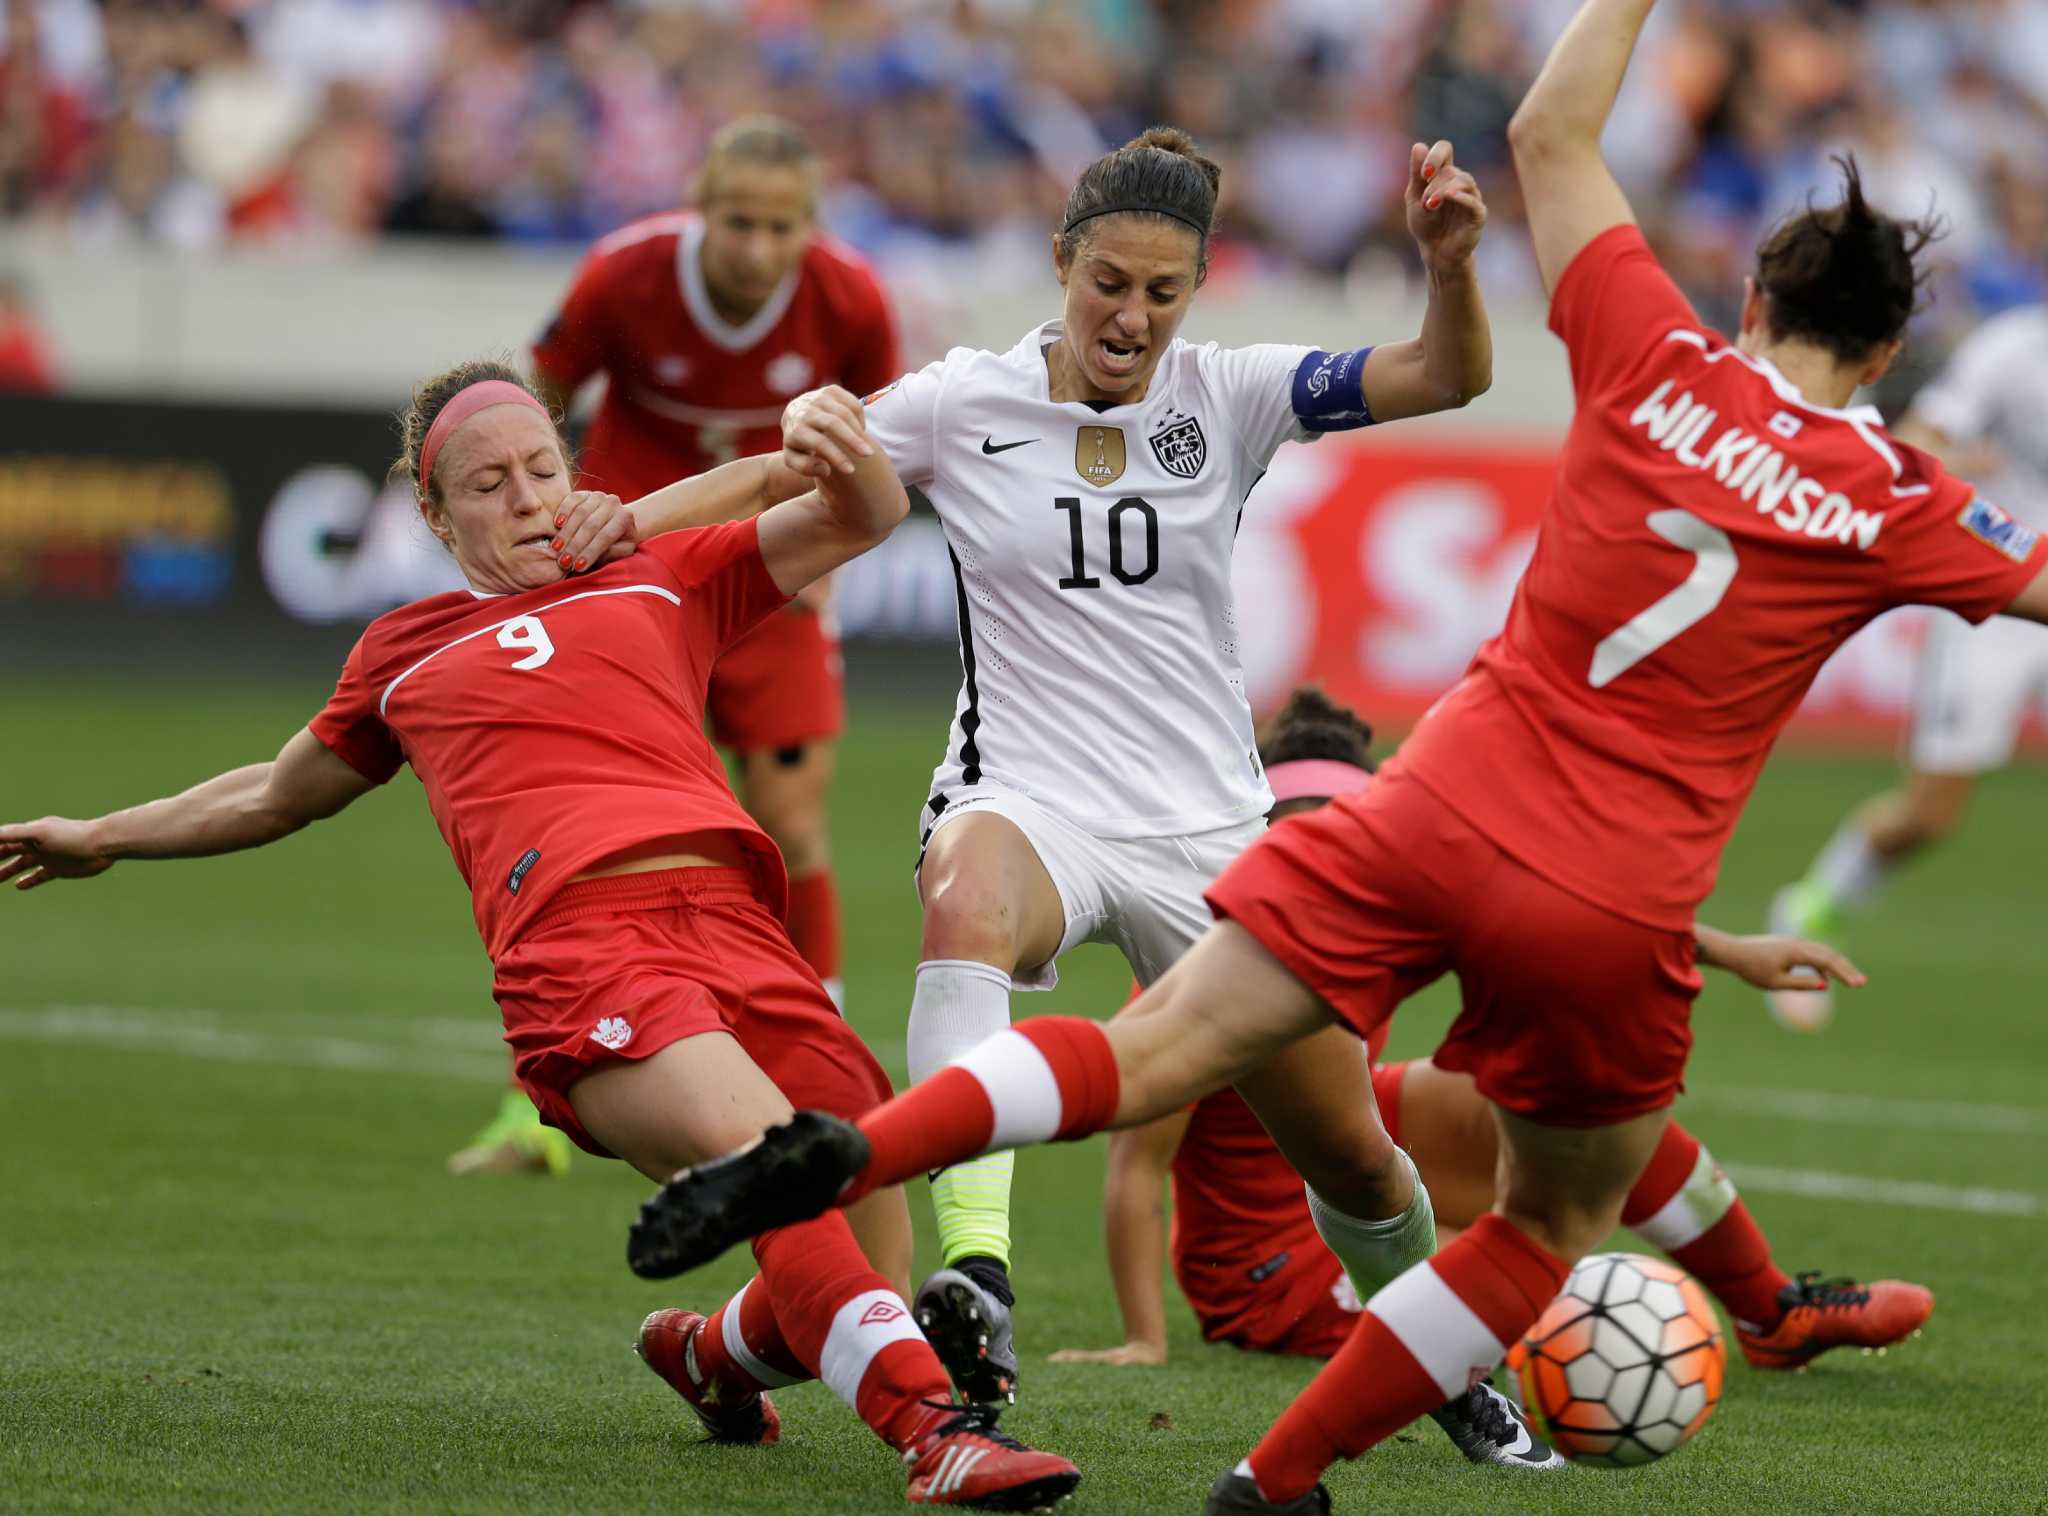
[840,272,902,399]
[1203,343,1378,466]
[530,246,611,393]
[1907,314,2029,445]
[862,355,946,488]
[1548,224,1703,402]
[1885,472,2048,623]
[307,638,404,785]
[640,517,792,654]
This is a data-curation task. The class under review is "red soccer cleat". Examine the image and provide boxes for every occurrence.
[635,1308,782,1445]
[902,1398,1080,1508]
[1735,1273,1934,1371]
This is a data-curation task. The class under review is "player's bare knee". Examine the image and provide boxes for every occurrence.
[918,871,1025,968]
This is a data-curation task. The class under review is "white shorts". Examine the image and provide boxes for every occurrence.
[1908,611,2048,774]
[918,782,1265,991]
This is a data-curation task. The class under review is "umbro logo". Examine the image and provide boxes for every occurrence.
[981,436,1037,455]
[858,1301,907,1327]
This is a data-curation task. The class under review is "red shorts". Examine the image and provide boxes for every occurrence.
[708,605,845,752]
[493,867,891,1158]
[1208,1252,1359,1360]
[1205,765,1700,1127]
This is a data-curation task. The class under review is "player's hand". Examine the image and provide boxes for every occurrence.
[0,818,114,891]
[782,385,874,478]
[1047,1340,1167,1367]
[1404,140,1486,269]
[1708,933,1867,992]
[552,490,636,572]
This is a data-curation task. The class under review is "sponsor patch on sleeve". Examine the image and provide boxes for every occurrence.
[1957,497,2040,563]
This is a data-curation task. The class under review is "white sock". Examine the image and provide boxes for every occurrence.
[1306,1150,1437,1297]
[816,1287,926,1413]
[906,959,1014,1079]
[1629,1141,1738,1253]
[1810,820,1888,912]
[908,959,1018,1266]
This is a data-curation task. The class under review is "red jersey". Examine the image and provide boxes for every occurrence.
[1398,225,2046,929]
[531,211,899,498]
[308,521,790,959]
[1170,1086,1324,1340]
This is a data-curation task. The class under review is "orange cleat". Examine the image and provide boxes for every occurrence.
[902,1398,1080,1508]
[635,1308,782,1445]
[1736,1273,1934,1371]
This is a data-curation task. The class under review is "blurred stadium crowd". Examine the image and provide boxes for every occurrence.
[2,0,2045,349]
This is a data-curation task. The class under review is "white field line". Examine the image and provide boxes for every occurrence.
[1687,1085,2048,1138]
[0,1005,505,1083]
[1725,1163,2042,1219]
[3,1003,2043,1217]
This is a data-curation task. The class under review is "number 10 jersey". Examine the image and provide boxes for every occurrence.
[865,320,1364,838]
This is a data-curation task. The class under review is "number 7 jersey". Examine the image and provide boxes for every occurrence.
[1396,224,2046,930]
[865,320,1371,837]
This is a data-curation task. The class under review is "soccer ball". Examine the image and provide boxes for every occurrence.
[1505,1251,1725,1466]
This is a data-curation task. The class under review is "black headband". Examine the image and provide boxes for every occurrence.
[1061,202,1208,238]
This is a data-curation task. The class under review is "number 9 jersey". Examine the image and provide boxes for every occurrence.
[1396,224,2047,931]
[864,320,1375,838]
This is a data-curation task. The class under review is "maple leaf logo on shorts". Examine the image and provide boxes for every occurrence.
[591,1016,633,1051]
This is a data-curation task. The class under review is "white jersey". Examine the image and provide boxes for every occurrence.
[865,320,1374,837]
[1910,305,2048,530]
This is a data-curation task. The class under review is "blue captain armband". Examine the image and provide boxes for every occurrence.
[1291,347,1375,432]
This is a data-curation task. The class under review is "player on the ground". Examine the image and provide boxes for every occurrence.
[625,123,1547,1466]
[447,115,898,1176]
[0,362,1079,1510]
[1767,304,2048,1029]
[623,0,2048,1507]
[1053,690,1931,1375]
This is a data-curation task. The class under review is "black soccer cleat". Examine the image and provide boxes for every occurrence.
[915,1262,1020,1405]
[1203,1470,1332,1514]
[1428,1378,1567,1469]
[627,1111,871,1279]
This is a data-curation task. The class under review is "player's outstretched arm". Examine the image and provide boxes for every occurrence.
[2001,562,2048,625]
[1050,1110,1189,1368]
[1359,140,1492,423]
[756,386,909,594]
[1695,923,1867,992]
[0,727,375,892]
[1506,0,1655,296]
[552,453,814,570]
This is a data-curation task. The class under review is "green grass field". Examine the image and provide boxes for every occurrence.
[4,676,2044,1515]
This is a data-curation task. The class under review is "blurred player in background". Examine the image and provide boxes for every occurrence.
[1768,304,2048,1030]
[448,115,900,1175]
[626,1,2048,1508]
[0,365,1081,1509]
[1056,689,1929,1377]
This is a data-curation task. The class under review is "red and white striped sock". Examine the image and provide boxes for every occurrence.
[1243,1214,1568,1502]
[693,1276,809,1396]
[1622,1120,1791,1331]
[842,1017,1121,1204]
[751,1216,953,1450]
[784,869,843,1005]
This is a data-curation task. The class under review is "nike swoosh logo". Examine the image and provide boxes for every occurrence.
[981,437,1038,455]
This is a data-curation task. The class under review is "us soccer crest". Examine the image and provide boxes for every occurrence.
[1149,411,1206,479]
[1075,425,1126,486]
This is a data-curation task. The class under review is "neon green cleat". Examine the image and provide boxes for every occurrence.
[1764,881,1843,1033]
[447,1088,572,1177]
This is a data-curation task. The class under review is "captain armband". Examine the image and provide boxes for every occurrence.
[1290,348,1376,432]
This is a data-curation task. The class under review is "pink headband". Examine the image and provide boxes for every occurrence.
[1267,758,1372,805]
[418,380,551,497]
